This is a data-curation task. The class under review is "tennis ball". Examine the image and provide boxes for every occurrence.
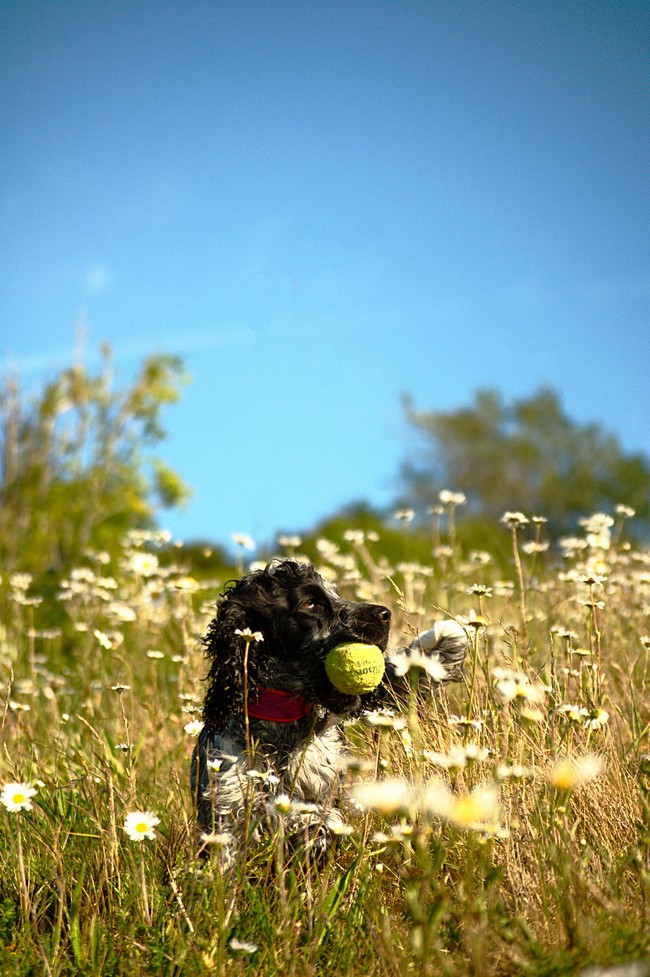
[325,642,385,696]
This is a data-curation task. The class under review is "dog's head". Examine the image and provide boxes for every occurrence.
[201,560,391,729]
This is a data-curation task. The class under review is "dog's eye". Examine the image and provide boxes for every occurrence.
[302,597,320,611]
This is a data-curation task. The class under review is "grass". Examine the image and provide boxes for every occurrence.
[1,509,649,976]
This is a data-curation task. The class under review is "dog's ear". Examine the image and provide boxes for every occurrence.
[201,590,271,730]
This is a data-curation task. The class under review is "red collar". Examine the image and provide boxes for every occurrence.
[247,688,313,723]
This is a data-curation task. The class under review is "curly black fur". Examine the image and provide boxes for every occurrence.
[201,559,392,731]
[191,559,466,867]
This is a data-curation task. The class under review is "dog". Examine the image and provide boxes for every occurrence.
[191,559,467,867]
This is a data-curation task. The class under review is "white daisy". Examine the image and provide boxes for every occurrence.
[123,810,160,842]
[1,781,37,813]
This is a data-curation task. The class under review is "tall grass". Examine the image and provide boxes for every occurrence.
[1,510,648,976]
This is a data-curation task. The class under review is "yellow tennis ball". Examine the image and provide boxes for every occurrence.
[325,642,385,695]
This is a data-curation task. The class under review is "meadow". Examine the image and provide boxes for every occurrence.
[1,506,648,976]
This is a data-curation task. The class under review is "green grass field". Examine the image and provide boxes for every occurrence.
[1,511,648,975]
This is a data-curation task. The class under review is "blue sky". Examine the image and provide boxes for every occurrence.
[2,0,648,550]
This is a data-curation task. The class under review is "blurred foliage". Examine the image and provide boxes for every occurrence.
[401,387,650,537]
[0,346,191,583]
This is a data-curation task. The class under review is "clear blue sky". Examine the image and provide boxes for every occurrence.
[2,0,648,550]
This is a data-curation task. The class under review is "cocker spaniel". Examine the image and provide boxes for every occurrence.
[191,559,467,867]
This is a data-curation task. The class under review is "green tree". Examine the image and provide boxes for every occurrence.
[401,387,650,535]
[0,346,191,577]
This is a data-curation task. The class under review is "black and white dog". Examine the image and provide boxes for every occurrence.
[191,559,466,866]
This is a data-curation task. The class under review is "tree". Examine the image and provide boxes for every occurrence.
[0,345,191,577]
[401,387,650,536]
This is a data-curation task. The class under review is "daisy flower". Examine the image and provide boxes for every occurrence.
[351,777,415,814]
[423,779,502,833]
[123,810,160,842]
[184,720,205,737]
[549,755,603,791]
[1,781,37,813]
[229,938,258,954]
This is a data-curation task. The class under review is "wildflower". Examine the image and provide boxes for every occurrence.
[278,534,302,548]
[433,545,454,559]
[388,649,448,682]
[397,561,433,577]
[492,668,547,705]
[361,709,406,729]
[494,763,533,782]
[551,626,579,642]
[1,782,37,813]
[146,650,165,659]
[469,550,492,566]
[229,938,258,955]
[330,822,354,836]
[579,513,613,550]
[351,778,415,814]
[315,537,339,559]
[423,779,501,832]
[559,536,588,557]
[448,715,484,732]
[9,573,32,591]
[467,583,493,597]
[521,541,550,555]
[94,630,113,650]
[123,810,160,842]
[269,793,292,814]
[343,529,365,544]
[585,708,609,730]
[337,754,374,774]
[423,743,489,771]
[108,602,137,622]
[235,628,264,644]
[167,576,200,593]
[184,720,205,737]
[500,512,529,528]
[12,592,42,607]
[579,513,614,534]
[231,532,255,551]
[555,702,589,723]
[439,490,467,506]
[394,508,415,523]
[582,568,608,586]
[181,704,201,716]
[548,755,603,791]
[458,610,488,630]
[125,551,160,577]
[111,683,131,694]
[615,504,635,519]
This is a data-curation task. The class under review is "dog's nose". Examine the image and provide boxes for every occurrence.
[377,606,391,623]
